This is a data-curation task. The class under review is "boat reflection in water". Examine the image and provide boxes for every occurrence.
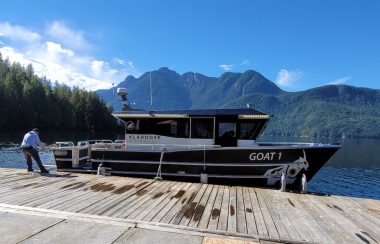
[53,88,341,188]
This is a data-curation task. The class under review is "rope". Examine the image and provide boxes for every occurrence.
[155,147,166,180]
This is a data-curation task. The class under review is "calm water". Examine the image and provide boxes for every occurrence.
[1,132,379,200]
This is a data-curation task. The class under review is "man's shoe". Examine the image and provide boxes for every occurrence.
[40,169,49,174]
[27,169,34,172]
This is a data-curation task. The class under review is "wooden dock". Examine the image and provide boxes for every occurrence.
[0,168,379,244]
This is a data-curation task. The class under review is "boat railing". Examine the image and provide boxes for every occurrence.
[77,140,113,146]
[257,142,339,147]
[91,142,221,152]
[54,141,75,148]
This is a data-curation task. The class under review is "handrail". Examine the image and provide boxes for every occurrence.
[91,143,222,152]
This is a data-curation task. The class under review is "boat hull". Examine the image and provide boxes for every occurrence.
[86,145,339,187]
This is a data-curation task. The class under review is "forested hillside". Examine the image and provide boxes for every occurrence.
[0,54,118,131]
[98,67,380,138]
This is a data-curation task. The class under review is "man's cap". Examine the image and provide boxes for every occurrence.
[32,128,40,133]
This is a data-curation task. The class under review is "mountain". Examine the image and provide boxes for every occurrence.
[97,67,380,138]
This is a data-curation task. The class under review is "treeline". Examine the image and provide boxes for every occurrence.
[225,91,380,139]
[0,53,119,131]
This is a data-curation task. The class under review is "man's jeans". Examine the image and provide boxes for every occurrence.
[22,147,46,171]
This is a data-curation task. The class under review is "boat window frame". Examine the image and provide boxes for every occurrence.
[189,117,215,142]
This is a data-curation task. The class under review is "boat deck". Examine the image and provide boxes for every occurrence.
[0,168,379,243]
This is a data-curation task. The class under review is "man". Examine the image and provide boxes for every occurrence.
[21,128,49,173]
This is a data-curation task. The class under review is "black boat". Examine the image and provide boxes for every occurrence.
[53,89,341,187]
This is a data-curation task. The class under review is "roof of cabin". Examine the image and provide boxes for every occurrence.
[112,108,271,119]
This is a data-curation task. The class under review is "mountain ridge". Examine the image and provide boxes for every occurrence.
[96,67,380,138]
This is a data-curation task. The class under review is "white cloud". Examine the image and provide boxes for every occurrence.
[114,58,126,65]
[275,69,302,87]
[328,76,351,85]
[46,21,90,50]
[219,59,256,72]
[240,60,250,65]
[0,22,40,42]
[0,21,140,91]
[113,58,135,69]
[219,64,234,71]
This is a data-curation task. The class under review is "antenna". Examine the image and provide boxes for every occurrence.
[149,71,153,110]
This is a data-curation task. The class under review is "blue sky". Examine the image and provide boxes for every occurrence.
[0,0,379,91]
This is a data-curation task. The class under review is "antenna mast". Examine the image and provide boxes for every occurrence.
[149,71,153,110]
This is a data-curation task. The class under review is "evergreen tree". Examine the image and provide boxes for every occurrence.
[0,56,119,131]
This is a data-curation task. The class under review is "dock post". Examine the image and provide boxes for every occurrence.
[301,174,307,193]
[280,172,286,192]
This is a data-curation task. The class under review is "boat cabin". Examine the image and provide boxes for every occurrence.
[112,108,271,147]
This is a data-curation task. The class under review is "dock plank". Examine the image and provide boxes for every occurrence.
[256,188,289,240]
[227,186,237,233]
[0,168,379,244]
[242,187,258,235]
[176,183,208,226]
[254,188,278,237]
[197,185,218,229]
[118,181,175,218]
[159,183,199,224]
[217,185,230,231]
[188,184,213,228]
[204,185,224,231]
[147,183,193,222]
[236,187,247,234]
[248,187,268,236]
[133,182,187,221]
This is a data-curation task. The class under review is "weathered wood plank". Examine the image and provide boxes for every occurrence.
[159,183,201,224]
[80,178,145,215]
[248,188,268,237]
[0,168,379,244]
[118,181,175,218]
[242,187,257,235]
[102,180,162,217]
[188,184,214,228]
[132,182,186,221]
[147,182,193,222]
[31,176,126,210]
[217,186,230,231]
[256,188,289,239]
[236,187,247,234]
[254,188,279,238]
[227,186,237,233]
[307,193,378,243]
[267,191,303,241]
[198,185,218,229]
[207,185,224,231]
[0,174,79,203]
[294,193,346,243]
[175,183,208,226]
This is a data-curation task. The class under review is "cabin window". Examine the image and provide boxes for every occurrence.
[191,118,213,139]
[124,118,190,138]
[155,120,177,136]
[218,122,236,138]
[239,122,257,139]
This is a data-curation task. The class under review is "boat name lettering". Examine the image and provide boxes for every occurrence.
[249,152,282,161]
[127,135,160,140]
